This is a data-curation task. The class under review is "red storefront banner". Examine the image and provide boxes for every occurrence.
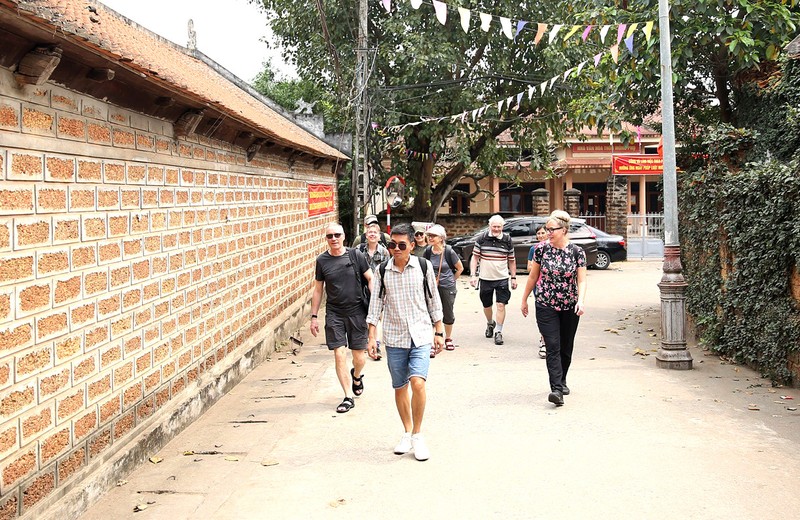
[308,183,335,216]
[612,154,663,175]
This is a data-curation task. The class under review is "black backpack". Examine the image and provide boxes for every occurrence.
[423,245,457,272]
[476,230,513,251]
[377,257,433,300]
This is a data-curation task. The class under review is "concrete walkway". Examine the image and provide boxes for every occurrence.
[80,261,800,519]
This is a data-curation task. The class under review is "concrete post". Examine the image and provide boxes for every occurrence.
[657,246,692,369]
[532,188,549,216]
[563,188,581,218]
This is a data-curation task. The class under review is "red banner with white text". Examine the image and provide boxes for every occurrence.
[612,154,663,175]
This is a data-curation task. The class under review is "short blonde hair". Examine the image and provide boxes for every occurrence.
[549,210,571,228]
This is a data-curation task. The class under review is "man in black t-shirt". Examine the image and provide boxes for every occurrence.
[310,223,373,414]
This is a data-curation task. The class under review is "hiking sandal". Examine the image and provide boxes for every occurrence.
[351,368,364,396]
[445,338,455,351]
[336,397,355,413]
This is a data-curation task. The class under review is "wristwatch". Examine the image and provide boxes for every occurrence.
[434,332,444,337]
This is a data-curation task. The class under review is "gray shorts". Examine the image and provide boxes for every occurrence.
[437,285,457,325]
[324,311,368,350]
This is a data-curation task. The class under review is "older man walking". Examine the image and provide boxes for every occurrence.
[310,223,373,413]
[469,214,517,345]
[367,223,444,461]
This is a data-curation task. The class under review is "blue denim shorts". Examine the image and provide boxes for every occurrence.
[385,343,431,389]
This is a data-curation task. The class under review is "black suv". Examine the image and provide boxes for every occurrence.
[448,217,599,274]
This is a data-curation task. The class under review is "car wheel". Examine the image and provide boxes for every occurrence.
[594,250,611,270]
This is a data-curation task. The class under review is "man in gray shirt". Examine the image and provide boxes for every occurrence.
[310,223,373,413]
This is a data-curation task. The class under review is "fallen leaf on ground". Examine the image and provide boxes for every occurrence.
[261,459,279,466]
[224,456,239,462]
[780,396,794,400]
[633,348,649,357]
[133,504,148,512]
[329,499,347,508]
[747,404,760,411]
[148,456,163,464]
[116,480,128,486]
[787,407,797,411]
[183,451,194,456]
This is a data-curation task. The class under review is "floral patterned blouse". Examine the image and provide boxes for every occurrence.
[531,243,586,311]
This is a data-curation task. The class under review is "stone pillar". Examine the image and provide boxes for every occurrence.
[656,245,693,369]
[605,174,628,238]
[563,188,581,218]
[532,188,550,216]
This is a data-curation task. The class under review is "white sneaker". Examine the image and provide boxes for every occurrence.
[411,433,430,461]
[393,433,412,455]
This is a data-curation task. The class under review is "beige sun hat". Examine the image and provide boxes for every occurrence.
[426,224,447,240]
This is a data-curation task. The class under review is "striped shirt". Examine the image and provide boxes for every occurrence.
[366,256,443,349]
[474,232,515,281]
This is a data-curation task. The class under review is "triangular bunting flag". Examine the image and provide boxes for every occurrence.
[643,21,654,43]
[599,25,611,43]
[410,0,422,9]
[624,34,634,54]
[500,17,513,39]
[516,92,523,106]
[506,95,514,108]
[381,0,391,13]
[563,68,573,81]
[564,25,580,40]
[594,53,602,66]
[548,24,563,44]
[581,25,593,42]
[550,76,558,89]
[576,61,586,76]
[515,20,527,40]
[626,23,639,38]
[610,44,619,63]
[458,8,470,33]
[528,85,535,100]
[534,23,547,45]
[472,109,478,121]
[480,12,492,32]
[617,24,627,44]
[461,112,467,123]
[540,81,547,95]
[432,0,447,25]
[498,99,504,112]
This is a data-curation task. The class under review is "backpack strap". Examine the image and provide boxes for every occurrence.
[423,245,457,273]
[378,257,433,300]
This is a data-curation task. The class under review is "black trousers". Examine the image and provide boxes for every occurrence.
[535,304,581,392]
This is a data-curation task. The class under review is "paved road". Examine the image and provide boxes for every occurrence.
[81,261,800,519]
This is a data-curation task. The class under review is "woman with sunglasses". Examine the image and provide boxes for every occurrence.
[412,226,428,257]
[521,210,587,407]
[423,224,463,353]
[527,225,549,359]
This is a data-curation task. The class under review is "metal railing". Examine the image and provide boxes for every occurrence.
[627,213,664,258]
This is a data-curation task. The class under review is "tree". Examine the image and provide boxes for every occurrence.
[254,0,799,221]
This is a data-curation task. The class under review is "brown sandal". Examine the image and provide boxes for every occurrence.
[445,338,455,351]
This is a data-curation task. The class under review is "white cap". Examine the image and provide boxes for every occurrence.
[426,224,446,240]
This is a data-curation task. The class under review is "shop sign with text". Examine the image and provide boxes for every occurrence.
[612,154,663,175]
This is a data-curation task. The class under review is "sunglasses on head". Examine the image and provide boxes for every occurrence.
[325,233,342,239]
[387,241,409,250]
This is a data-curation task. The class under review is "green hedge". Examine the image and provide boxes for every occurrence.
[678,133,800,383]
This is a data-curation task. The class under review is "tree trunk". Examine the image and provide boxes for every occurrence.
[714,45,733,124]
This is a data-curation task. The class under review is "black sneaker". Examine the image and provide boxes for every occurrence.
[484,321,495,338]
[494,331,504,345]
[548,391,564,406]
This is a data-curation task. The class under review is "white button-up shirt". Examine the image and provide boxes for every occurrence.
[366,256,443,348]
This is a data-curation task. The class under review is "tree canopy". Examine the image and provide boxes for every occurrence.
[254,0,799,221]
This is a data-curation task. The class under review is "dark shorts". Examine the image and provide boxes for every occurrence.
[437,285,457,325]
[479,279,511,308]
[324,311,368,350]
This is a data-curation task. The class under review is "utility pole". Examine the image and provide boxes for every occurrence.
[352,0,369,241]
[656,0,692,369]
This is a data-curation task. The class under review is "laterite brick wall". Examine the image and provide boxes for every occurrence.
[0,70,335,517]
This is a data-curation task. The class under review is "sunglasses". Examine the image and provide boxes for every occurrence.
[325,233,342,239]
[414,231,424,237]
[545,227,563,233]
[387,241,409,250]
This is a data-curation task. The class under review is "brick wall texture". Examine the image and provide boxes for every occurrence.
[0,76,337,517]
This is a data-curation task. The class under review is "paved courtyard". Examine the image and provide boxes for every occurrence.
[78,261,800,519]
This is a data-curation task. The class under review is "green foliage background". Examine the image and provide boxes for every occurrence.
[678,59,800,384]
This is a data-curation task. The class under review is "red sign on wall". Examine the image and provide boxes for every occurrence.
[612,154,663,175]
[308,183,335,216]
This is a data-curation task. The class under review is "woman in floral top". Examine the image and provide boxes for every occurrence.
[521,210,587,407]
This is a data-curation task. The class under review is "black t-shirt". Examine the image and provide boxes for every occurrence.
[314,248,370,314]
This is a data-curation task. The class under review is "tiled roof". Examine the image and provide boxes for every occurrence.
[7,0,347,160]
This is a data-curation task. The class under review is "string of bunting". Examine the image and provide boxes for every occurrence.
[379,0,655,47]
[385,44,634,131]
